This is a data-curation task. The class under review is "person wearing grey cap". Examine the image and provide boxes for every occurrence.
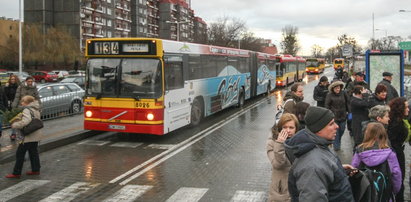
[284,106,355,202]
[378,71,399,102]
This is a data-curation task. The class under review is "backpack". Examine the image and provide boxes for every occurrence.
[350,160,394,202]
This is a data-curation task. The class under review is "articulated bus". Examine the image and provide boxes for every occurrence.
[275,55,305,87]
[333,58,345,70]
[83,38,276,135]
[305,58,325,74]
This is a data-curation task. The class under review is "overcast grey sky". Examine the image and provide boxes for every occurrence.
[1,0,409,55]
[191,0,410,55]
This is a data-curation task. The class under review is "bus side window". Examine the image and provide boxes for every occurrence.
[165,56,184,90]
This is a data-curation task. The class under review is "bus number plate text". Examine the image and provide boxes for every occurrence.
[108,124,125,130]
[136,102,150,108]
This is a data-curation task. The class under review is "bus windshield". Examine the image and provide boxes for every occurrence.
[306,60,319,67]
[334,60,343,64]
[87,58,162,99]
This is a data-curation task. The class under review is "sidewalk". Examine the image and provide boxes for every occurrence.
[0,114,99,164]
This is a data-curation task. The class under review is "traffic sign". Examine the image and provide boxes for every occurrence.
[342,44,353,57]
[399,41,411,50]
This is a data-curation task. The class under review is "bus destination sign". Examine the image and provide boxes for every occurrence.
[122,43,149,53]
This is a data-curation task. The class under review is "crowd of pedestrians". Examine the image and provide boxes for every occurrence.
[268,69,411,201]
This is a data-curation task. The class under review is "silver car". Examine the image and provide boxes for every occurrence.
[37,83,85,119]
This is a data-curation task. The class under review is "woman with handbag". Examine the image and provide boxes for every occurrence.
[5,95,43,179]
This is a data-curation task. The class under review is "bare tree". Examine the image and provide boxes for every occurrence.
[207,16,246,48]
[367,36,403,50]
[325,46,339,62]
[336,34,362,55]
[238,32,264,51]
[280,25,300,55]
[311,44,323,57]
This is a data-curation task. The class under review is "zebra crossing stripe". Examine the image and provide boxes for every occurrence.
[230,190,266,202]
[39,182,100,202]
[0,179,50,202]
[102,185,152,202]
[165,187,208,202]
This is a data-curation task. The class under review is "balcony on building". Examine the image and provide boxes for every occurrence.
[83,3,94,11]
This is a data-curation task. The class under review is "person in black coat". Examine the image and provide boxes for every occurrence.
[368,84,387,108]
[0,84,8,138]
[4,75,20,110]
[350,85,370,147]
[313,76,329,107]
[4,75,21,140]
[387,97,410,202]
[378,71,399,102]
[325,81,350,151]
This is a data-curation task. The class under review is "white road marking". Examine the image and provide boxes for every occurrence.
[146,144,175,150]
[230,190,266,202]
[117,98,268,185]
[102,185,152,202]
[39,182,100,202]
[110,142,143,148]
[166,187,208,202]
[0,180,50,201]
[78,140,110,146]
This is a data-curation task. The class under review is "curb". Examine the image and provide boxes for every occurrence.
[0,130,101,164]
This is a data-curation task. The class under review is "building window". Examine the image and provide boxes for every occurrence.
[9,35,12,38]
[107,8,112,15]
[9,26,12,30]
[107,0,111,3]
[107,19,112,26]
[107,31,112,37]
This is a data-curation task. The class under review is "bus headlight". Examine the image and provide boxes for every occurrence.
[85,110,93,117]
[147,113,154,121]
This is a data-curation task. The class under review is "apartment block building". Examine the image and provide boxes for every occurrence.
[0,17,19,48]
[24,0,207,50]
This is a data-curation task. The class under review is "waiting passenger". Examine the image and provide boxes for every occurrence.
[266,113,299,202]
[283,83,304,114]
[284,106,355,201]
[313,76,329,107]
[350,85,370,148]
[293,102,310,131]
[378,72,399,102]
[368,84,388,109]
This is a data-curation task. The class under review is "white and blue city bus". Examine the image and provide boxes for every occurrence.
[84,38,277,135]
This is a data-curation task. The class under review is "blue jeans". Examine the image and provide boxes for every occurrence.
[333,120,346,150]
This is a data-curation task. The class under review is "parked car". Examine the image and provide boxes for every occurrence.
[68,70,86,76]
[51,70,69,79]
[7,71,30,81]
[60,76,85,89]
[38,83,85,119]
[0,72,9,85]
[31,71,59,83]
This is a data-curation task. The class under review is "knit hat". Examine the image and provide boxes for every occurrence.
[304,106,334,133]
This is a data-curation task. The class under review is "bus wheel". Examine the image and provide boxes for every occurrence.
[190,98,203,126]
[237,90,245,108]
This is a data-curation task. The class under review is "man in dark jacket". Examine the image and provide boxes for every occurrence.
[12,77,41,109]
[313,76,329,107]
[283,83,304,114]
[378,71,398,102]
[284,106,354,202]
[344,72,369,96]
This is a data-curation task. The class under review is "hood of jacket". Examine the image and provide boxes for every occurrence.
[356,148,393,167]
[21,81,37,89]
[328,80,345,92]
[283,91,304,102]
[284,128,333,163]
[26,100,40,111]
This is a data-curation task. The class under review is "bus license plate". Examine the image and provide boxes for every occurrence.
[108,124,125,130]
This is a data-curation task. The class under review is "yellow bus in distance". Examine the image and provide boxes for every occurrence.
[333,58,344,70]
[305,58,325,74]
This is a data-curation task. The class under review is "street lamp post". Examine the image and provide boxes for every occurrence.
[19,0,22,74]
[165,20,189,41]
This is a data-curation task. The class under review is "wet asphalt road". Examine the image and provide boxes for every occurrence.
[0,67,409,201]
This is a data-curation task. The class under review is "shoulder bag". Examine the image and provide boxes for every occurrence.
[21,108,43,136]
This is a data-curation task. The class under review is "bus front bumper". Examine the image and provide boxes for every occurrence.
[84,121,164,135]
